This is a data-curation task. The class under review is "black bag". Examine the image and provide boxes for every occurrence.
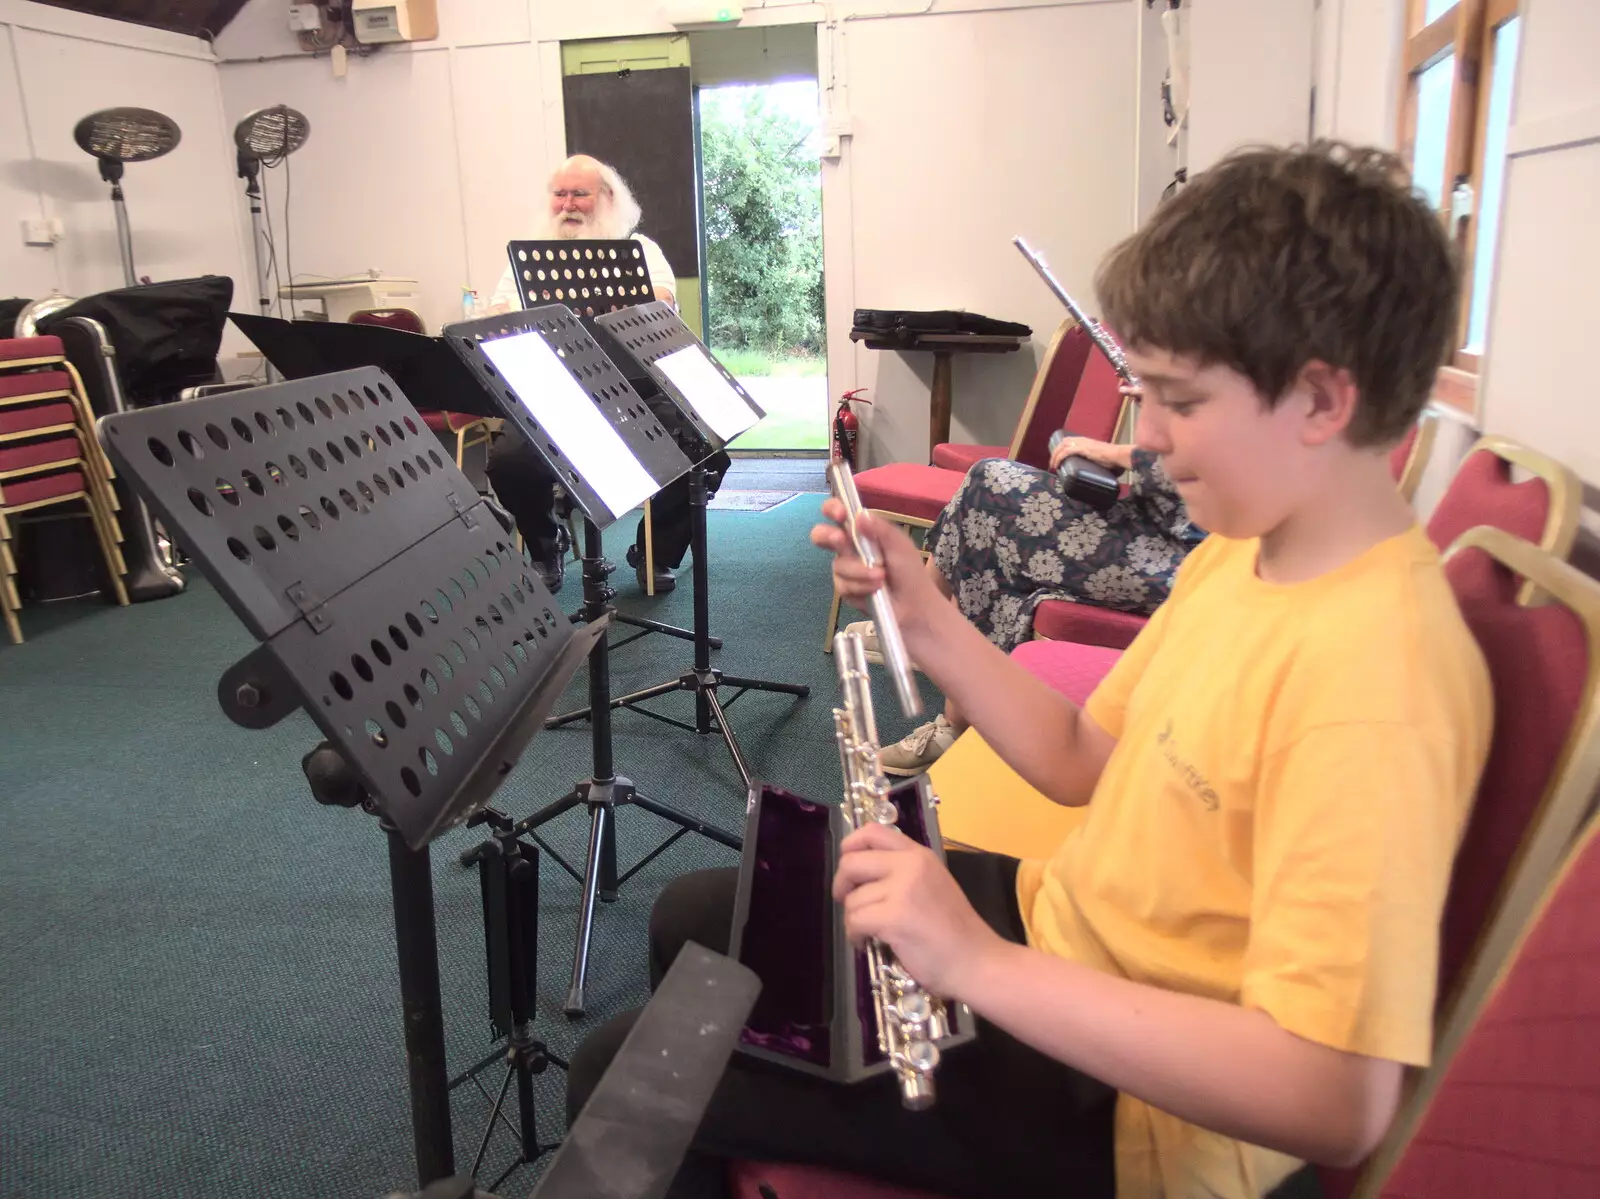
[0,297,32,333]
[1049,431,1120,511]
[39,276,234,405]
[850,308,1031,347]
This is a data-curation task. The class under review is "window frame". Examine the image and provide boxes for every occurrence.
[1396,0,1521,410]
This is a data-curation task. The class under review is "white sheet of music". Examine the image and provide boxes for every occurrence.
[654,345,760,443]
[482,332,658,516]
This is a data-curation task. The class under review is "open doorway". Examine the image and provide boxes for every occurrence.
[690,26,827,453]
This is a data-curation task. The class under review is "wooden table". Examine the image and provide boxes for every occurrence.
[850,329,1027,455]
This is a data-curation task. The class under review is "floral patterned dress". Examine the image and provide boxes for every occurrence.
[928,452,1207,651]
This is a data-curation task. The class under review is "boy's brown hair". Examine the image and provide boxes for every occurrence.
[1095,141,1459,447]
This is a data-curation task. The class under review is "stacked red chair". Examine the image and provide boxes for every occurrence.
[0,334,130,642]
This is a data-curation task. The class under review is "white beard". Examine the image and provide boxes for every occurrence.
[541,204,627,241]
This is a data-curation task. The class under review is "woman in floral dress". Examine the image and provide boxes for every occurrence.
[929,438,1204,650]
[862,436,1206,774]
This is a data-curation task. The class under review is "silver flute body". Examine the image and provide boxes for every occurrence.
[1012,235,1138,387]
[832,629,950,1110]
[827,459,922,719]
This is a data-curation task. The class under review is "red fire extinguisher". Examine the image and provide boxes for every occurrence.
[833,388,871,469]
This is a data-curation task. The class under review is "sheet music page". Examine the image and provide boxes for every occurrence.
[654,345,760,442]
[481,332,658,515]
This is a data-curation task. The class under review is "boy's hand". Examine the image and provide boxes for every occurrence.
[810,499,942,636]
[831,822,1005,1000]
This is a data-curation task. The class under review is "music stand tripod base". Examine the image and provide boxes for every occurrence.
[552,302,811,791]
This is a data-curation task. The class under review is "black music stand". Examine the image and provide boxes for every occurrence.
[96,367,601,1190]
[506,237,708,642]
[443,305,743,1018]
[231,310,705,649]
[505,238,655,317]
[547,302,811,791]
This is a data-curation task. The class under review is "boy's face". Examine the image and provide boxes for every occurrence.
[1126,346,1322,541]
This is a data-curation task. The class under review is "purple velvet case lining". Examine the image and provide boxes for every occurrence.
[736,779,951,1070]
[737,785,834,1064]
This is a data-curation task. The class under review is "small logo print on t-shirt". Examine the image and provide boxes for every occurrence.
[1156,718,1219,811]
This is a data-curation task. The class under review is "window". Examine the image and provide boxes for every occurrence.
[1398,0,1521,408]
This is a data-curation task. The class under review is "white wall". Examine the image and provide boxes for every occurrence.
[0,0,250,321]
[216,0,549,337]
[825,2,1138,463]
[1477,0,1600,493]
[1187,0,1316,173]
[1314,0,1404,147]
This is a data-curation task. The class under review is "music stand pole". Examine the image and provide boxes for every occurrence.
[389,820,455,1180]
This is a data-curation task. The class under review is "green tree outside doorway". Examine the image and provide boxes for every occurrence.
[699,81,828,451]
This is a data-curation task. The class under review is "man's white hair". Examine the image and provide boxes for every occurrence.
[545,154,641,240]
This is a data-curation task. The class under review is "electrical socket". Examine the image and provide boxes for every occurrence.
[21,218,60,246]
[288,4,323,32]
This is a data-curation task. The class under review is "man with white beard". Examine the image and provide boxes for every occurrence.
[484,154,726,595]
[488,155,677,313]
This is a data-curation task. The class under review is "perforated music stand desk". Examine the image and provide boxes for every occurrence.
[578,301,809,791]
[506,238,655,318]
[96,366,602,1187]
[444,304,743,1017]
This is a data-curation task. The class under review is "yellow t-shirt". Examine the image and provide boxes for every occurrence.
[1014,525,1492,1199]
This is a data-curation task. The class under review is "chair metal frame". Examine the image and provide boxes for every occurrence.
[1444,433,1582,608]
[1394,408,1439,504]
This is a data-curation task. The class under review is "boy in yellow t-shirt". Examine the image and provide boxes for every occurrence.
[564,143,1492,1199]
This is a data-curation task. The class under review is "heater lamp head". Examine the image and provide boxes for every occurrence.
[234,106,311,161]
[73,107,181,164]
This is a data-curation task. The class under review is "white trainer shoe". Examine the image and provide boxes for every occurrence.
[878,714,957,776]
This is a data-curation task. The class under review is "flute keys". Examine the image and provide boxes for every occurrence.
[902,1038,940,1076]
[895,990,933,1028]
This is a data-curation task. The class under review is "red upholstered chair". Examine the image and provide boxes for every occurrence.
[825,341,1129,652]
[1375,809,1600,1199]
[348,309,492,469]
[1425,434,1579,607]
[931,320,1092,473]
[1009,636,1122,707]
[1318,526,1600,1199]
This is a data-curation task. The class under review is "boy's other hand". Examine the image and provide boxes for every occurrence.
[832,822,1004,999]
[810,499,941,635]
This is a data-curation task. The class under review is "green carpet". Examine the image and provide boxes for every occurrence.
[0,495,946,1198]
